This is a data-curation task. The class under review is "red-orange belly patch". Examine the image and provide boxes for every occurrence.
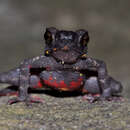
[44,76,83,91]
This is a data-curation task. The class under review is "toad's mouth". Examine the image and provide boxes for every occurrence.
[51,50,81,64]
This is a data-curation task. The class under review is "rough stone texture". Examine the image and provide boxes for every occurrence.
[0,84,129,130]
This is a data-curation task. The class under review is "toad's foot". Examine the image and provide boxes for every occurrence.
[7,96,44,105]
[105,96,124,102]
[82,94,123,103]
[82,94,100,103]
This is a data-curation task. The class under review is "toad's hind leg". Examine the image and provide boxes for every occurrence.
[0,67,43,89]
[0,68,20,97]
[82,76,123,102]
[82,77,100,94]
[0,68,20,86]
[0,68,44,103]
[81,77,101,102]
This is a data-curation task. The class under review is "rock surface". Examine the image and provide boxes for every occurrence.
[0,84,129,130]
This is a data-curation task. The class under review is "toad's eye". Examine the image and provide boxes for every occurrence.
[44,31,53,44]
[80,32,89,47]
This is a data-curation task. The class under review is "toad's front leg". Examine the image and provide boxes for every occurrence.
[74,57,123,100]
[7,57,44,105]
[7,56,62,105]
[7,63,42,105]
[91,58,123,99]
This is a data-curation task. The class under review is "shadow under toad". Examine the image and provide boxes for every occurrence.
[0,85,83,98]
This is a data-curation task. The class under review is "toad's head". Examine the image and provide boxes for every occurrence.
[44,27,89,64]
